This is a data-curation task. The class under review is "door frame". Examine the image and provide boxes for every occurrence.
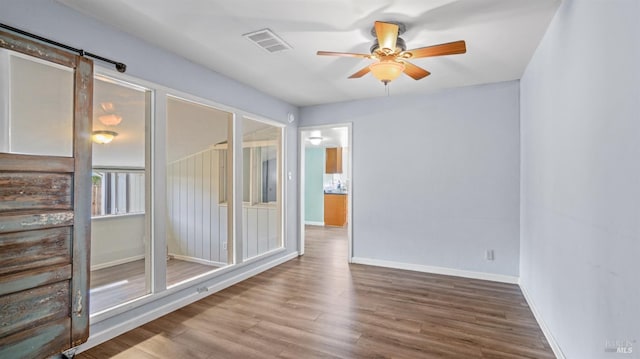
[298,123,353,262]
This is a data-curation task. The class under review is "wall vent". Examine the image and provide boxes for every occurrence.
[242,29,292,53]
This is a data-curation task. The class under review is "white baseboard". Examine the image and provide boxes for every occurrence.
[91,255,145,271]
[350,257,519,284]
[77,251,299,353]
[305,221,324,226]
[169,253,227,268]
[519,283,565,359]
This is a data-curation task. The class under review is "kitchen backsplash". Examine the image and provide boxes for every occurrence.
[324,173,348,191]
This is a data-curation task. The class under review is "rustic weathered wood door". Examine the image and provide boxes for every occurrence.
[0,30,93,358]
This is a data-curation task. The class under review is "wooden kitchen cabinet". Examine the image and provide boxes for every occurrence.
[324,194,347,227]
[325,147,342,174]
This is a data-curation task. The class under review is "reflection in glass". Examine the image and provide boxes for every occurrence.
[91,170,145,217]
[89,76,150,314]
[0,50,73,156]
[242,118,283,260]
[166,97,233,287]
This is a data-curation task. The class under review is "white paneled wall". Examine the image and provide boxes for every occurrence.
[242,206,279,260]
[167,148,281,265]
[167,148,227,266]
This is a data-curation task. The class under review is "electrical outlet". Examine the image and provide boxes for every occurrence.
[485,250,495,261]
[196,287,208,294]
[223,242,227,250]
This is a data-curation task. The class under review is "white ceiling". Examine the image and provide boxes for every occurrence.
[93,75,148,167]
[59,0,560,107]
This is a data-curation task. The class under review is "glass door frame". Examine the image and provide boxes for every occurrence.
[89,69,155,321]
[87,67,290,324]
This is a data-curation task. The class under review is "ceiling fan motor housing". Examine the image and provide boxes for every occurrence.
[370,37,406,55]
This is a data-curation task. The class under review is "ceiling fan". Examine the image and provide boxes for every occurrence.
[317,21,466,85]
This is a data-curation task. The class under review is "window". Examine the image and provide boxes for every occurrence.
[91,169,145,217]
[242,145,278,205]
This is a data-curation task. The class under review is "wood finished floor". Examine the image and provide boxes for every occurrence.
[79,226,554,358]
[90,259,217,314]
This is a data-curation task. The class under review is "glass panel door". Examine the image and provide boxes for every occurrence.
[0,49,73,156]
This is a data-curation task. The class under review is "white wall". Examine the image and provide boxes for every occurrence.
[166,97,230,163]
[91,215,145,268]
[167,145,282,263]
[520,1,640,358]
[301,81,520,277]
[167,148,226,264]
[241,206,279,260]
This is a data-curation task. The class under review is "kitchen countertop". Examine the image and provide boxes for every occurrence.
[324,189,348,195]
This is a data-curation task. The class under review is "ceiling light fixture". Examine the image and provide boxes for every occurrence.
[369,60,405,85]
[308,136,323,146]
[100,102,115,112]
[92,130,118,144]
[98,114,123,126]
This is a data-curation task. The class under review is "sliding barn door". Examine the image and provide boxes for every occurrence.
[0,30,93,358]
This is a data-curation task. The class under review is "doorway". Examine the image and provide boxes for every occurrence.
[299,124,352,260]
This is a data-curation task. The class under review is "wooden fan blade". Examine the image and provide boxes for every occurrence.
[348,66,371,79]
[374,21,398,53]
[407,40,466,59]
[317,51,371,58]
[403,61,431,80]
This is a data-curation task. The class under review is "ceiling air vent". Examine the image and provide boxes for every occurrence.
[243,29,292,53]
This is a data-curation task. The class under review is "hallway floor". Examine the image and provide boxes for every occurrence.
[90,259,219,314]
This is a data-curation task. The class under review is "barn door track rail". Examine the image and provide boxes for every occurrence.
[0,22,127,72]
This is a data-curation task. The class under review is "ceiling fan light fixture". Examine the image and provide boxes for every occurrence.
[369,61,405,84]
[98,113,123,126]
[92,130,118,144]
[100,102,115,112]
